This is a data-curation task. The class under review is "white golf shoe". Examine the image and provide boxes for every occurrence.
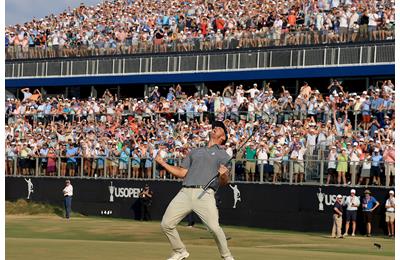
[166,250,190,260]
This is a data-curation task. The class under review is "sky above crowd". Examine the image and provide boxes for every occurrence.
[6,0,99,25]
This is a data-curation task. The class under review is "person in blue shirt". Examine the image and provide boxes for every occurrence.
[371,148,383,185]
[166,88,175,101]
[119,143,131,178]
[362,189,380,237]
[66,144,79,176]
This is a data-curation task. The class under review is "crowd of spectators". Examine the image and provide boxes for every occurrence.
[5,0,395,59]
[5,79,395,186]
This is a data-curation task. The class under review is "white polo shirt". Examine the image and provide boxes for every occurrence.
[386,198,395,212]
[63,184,73,197]
[345,195,360,211]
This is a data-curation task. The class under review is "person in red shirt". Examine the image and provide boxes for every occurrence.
[215,15,225,32]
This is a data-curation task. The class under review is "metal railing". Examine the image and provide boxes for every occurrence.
[5,155,394,187]
[5,29,395,61]
[5,41,395,79]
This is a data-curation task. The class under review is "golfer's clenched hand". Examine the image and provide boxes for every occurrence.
[218,164,229,176]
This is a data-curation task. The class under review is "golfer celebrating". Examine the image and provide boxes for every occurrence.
[155,121,234,260]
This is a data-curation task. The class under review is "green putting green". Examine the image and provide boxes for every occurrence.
[6,215,394,260]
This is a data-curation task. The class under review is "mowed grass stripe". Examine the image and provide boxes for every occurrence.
[6,215,394,259]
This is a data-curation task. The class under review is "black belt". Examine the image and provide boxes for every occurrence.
[64,195,72,197]
[183,185,215,191]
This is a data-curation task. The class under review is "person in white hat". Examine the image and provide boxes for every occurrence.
[385,190,395,237]
[344,189,360,236]
[331,194,344,238]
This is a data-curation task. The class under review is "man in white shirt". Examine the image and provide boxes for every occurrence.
[338,10,349,42]
[290,144,306,184]
[385,190,395,237]
[368,10,380,41]
[63,180,73,219]
[344,189,360,236]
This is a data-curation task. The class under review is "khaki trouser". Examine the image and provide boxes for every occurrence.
[385,162,395,187]
[331,214,342,237]
[161,187,232,258]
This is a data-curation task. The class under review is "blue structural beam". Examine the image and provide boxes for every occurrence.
[5,64,394,88]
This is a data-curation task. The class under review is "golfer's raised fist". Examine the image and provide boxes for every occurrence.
[218,164,229,176]
[155,152,164,165]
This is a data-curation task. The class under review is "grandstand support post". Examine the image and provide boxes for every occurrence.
[385,164,390,187]
[152,160,156,180]
[289,160,293,184]
[35,157,39,177]
[320,160,324,186]
[57,157,61,177]
[354,112,358,130]
[104,159,108,178]
[128,159,131,179]
[13,157,17,176]
[80,158,84,178]
[231,160,236,182]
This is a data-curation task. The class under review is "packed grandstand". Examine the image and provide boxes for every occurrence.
[5,78,395,186]
[5,0,396,59]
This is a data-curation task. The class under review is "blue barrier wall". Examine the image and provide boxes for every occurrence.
[5,64,394,88]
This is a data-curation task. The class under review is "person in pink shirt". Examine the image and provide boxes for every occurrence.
[383,144,395,186]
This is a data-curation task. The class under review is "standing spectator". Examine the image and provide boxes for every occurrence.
[66,143,79,176]
[383,144,395,186]
[326,146,338,184]
[245,143,257,182]
[362,189,380,237]
[256,143,269,182]
[358,153,372,186]
[349,143,360,185]
[385,190,395,237]
[139,184,153,221]
[371,148,382,186]
[343,189,360,237]
[331,194,344,238]
[47,147,57,176]
[336,148,348,185]
[291,143,306,184]
[62,180,73,219]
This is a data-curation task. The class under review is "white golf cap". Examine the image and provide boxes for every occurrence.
[350,189,356,194]
[389,190,394,194]
[337,195,343,199]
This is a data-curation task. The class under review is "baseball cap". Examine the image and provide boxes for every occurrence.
[212,121,228,145]
[389,190,394,195]
[337,195,343,199]
[350,189,356,194]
